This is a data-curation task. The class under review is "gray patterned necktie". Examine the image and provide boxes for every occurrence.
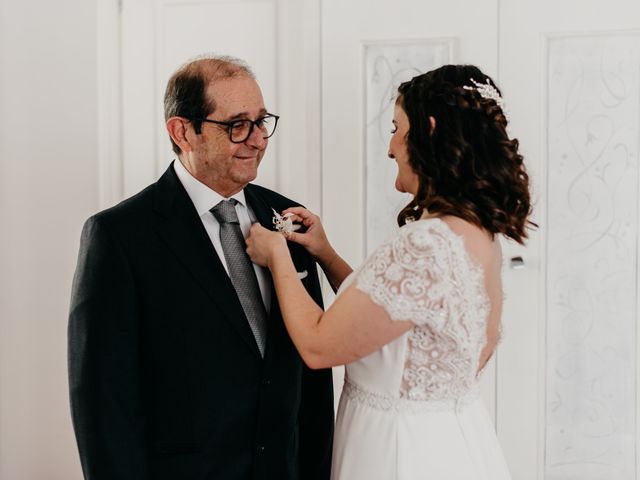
[211,199,267,356]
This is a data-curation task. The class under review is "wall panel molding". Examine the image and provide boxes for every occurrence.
[97,0,124,208]
[362,38,453,254]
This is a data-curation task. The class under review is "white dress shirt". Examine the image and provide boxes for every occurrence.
[173,160,271,313]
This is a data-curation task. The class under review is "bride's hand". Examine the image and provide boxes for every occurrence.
[282,207,335,263]
[246,223,287,268]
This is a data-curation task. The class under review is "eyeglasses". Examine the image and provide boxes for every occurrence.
[192,113,279,143]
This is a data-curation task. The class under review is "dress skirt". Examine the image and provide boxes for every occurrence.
[330,380,512,480]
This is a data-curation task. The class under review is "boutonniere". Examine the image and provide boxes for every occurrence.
[272,208,295,236]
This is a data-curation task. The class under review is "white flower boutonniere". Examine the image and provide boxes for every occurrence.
[272,208,295,236]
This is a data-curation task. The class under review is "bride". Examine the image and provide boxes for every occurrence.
[246,64,534,480]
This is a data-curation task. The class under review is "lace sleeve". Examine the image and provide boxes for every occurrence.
[355,220,457,325]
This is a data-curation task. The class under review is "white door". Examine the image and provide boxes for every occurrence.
[500,1,640,479]
[321,1,640,479]
[319,0,501,429]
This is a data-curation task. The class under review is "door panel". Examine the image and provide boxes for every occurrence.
[321,0,500,424]
[500,1,640,479]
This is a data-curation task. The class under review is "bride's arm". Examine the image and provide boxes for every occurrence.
[246,224,412,369]
[314,246,352,293]
[282,207,352,292]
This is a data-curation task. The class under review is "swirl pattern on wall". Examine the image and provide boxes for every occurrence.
[545,33,640,480]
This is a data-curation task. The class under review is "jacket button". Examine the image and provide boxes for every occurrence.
[262,379,271,386]
[257,445,266,453]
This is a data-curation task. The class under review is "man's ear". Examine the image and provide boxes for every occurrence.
[166,117,193,153]
[429,116,437,136]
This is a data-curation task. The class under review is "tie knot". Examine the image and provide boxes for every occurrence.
[211,199,240,224]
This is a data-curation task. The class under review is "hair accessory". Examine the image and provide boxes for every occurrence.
[463,78,509,121]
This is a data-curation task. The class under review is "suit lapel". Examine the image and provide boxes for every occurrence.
[153,165,262,360]
[244,184,310,355]
[243,184,275,230]
[245,184,308,271]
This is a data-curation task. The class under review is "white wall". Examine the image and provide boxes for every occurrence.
[0,0,97,478]
[2,0,639,479]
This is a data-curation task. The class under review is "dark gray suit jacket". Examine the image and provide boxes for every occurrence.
[68,163,334,480]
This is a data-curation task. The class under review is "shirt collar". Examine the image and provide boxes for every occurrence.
[173,159,248,216]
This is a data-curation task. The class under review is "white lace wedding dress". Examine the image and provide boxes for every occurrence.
[331,218,511,480]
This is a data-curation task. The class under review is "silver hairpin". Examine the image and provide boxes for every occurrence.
[463,77,509,121]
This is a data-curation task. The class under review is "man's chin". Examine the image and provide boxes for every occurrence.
[233,168,258,186]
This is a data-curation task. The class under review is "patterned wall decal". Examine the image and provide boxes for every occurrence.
[546,33,640,480]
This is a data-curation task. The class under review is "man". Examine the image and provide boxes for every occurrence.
[68,55,334,480]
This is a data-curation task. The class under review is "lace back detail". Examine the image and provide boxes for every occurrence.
[355,219,490,402]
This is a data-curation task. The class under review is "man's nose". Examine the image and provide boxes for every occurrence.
[245,125,267,149]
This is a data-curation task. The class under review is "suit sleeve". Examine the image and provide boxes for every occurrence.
[297,257,335,480]
[68,216,148,480]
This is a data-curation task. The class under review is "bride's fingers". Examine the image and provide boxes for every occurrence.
[282,207,323,228]
[282,214,307,232]
[302,217,314,227]
[282,206,307,215]
[283,206,314,219]
[286,231,308,246]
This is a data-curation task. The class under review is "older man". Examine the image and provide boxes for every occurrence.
[68,55,333,480]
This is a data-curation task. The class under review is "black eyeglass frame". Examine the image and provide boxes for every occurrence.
[191,113,280,143]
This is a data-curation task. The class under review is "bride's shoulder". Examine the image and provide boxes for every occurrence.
[437,215,489,240]
[386,216,456,254]
[397,215,466,241]
[386,215,496,258]
[436,215,500,266]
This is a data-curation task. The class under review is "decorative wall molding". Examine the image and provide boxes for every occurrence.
[97,0,124,209]
[162,0,273,5]
[362,39,453,254]
[274,0,322,208]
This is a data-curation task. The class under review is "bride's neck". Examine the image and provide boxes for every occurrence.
[419,209,438,220]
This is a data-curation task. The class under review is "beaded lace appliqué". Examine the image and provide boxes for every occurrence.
[355,219,490,402]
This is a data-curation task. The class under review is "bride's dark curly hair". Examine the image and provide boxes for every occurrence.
[396,64,535,244]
